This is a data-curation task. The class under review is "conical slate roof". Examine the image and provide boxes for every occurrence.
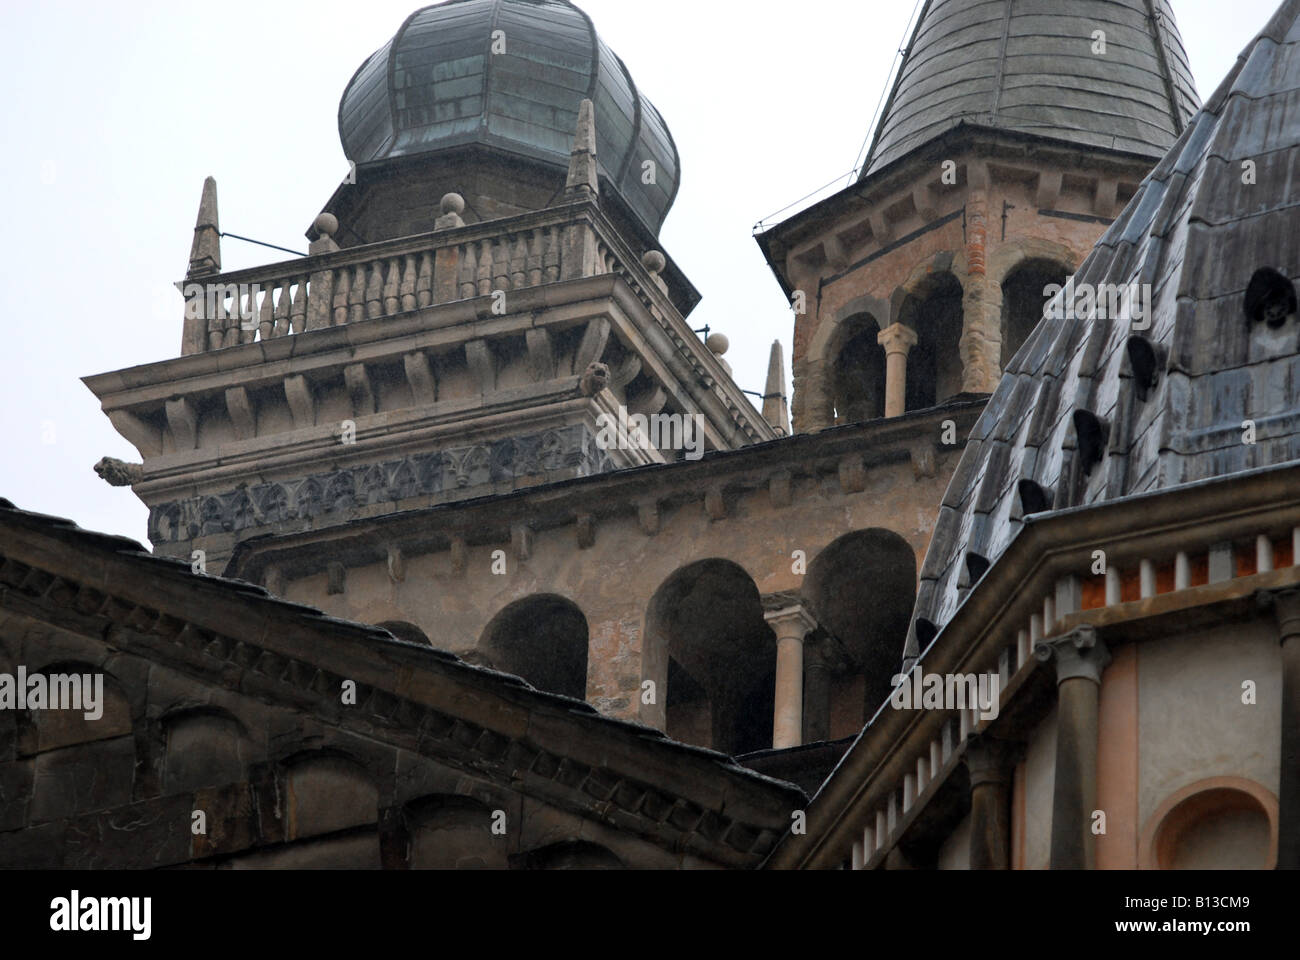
[863,0,1200,177]
[906,0,1300,661]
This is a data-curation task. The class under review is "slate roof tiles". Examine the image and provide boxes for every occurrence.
[907,0,1300,663]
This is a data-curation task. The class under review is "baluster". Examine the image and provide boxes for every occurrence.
[241,286,259,344]
[510,234,527,289]
[543,226,560,282]
[348,264,366,324]
[257,283,275,341]
[476,240,493,296]
[527,229,543,286]
[492,238,510,292]
[383,256,401,314]
[416,251,434,307]
[206,287,224,351]
[332,268,350,326]
[220,291,240,349]
[400,254,418,311]
[290,279,308,335]
[365,261,384,319]
[459,243,478,299]
[273,282,291,337]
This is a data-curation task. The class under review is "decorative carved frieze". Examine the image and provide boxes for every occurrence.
[146,425,613,545]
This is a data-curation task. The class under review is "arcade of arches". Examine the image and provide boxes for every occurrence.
[462,529,920,759]
[826,259,1073,427]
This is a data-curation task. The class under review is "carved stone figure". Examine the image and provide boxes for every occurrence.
[93,457,143,487]
[579,361,610,397]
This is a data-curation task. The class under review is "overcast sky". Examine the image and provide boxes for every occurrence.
[0,0,1282,548]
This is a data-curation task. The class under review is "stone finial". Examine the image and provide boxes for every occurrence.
[564,99,599,200]
[435,193,466,231]
[641,250,668,295]
[309,212,340,256]
[705,332,731,375]
[763,340,790,436]
[93,457,143,487]
[187,176,221,278]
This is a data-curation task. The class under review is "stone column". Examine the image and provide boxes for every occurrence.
[1035,625,1111,869]
[765,600,818,749]
[802,639,832,744]
[876,323,919,418]
[965,737,1021,869]
[959,173,1004,394]
[1262,588,1300,868]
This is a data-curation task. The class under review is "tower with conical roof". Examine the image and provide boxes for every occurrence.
[766,0,1300,873]
[758,0,1199,433]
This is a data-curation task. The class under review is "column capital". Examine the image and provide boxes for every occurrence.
[1034,624,1111,685]
[877,322,919,357]
[763,593,818,639]
[1259,587,1300,642]
[763,603,818,642]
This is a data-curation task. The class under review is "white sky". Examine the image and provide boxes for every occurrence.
[0,0,1281,547]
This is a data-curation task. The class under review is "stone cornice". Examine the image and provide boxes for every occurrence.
[756,124,1157,297]
[0,501,804,867]
[223,400,987,581]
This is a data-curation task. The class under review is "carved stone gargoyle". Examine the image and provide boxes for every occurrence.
[94,457,143,487]
[579,361,610,397]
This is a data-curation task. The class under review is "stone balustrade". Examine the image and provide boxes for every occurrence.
[849,523,1300,869]
[181,202,679,357]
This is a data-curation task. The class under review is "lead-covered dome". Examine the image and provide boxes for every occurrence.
[339,0,680,235]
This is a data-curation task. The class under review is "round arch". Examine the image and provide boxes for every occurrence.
[829,313,887,424]
[517,840,624,870]
[644,559,774,756]
[404,794,508,870]
[479,594,589,700]
[897,271,964,410]
[985,237,1081,289]
[1000,256,1073,368]
[802,529,918,728]
[1139,777,1278,870]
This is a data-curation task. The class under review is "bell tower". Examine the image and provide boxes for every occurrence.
[756,0,1199,433]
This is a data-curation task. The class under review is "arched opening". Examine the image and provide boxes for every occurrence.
[377,620,432,646]
[831,314,886,424]
[516,840,623,870]
[283,752,378,842]
[26,663,135,824]
[900,273,963,410]
[1144,781,1277,870]
[162,707,250,793]
[802,530,917,735]
[646,559,775,755]
[479,595,589,700]
[26,661,132,753]
[1001,259,1070,366]
[405,795,508,870]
